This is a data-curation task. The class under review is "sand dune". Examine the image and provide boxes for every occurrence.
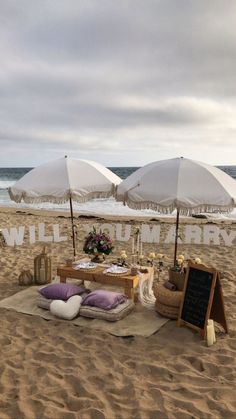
[0,208,235,418]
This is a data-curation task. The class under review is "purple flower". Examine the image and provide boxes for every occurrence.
[83,227,113,255]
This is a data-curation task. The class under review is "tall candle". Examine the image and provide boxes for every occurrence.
[136,234,140,253]
[208,319,216,343]
[131,238,135,254]
[140,241,143,256]
[207,323,214,347]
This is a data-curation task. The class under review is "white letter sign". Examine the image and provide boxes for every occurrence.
[141,225,160,243]
[185,225,202,244]
[38,223,53,242]
[2,226,25,246]
[203,225,220,245]
[53,224,68,242]
[116,224,131,241]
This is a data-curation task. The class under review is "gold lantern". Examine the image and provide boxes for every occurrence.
[34,246,52,285]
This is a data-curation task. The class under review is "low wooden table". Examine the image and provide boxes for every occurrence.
[56,265,140,301]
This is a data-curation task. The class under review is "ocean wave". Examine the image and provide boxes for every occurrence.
[0,166,236,219]
[0,181,15,189]
[0,196,236,219]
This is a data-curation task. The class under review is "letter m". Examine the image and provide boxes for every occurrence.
[141,225,160,243]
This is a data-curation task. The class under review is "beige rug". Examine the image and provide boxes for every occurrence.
[0,286,169,337]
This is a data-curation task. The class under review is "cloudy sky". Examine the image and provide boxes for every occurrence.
[1,0,236,167]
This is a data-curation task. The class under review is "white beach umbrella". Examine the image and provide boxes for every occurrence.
[116,157,236,265]
[9,156,121,256]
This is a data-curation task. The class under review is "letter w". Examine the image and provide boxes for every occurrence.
[1,227,25,246]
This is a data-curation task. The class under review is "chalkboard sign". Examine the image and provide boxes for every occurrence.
[178,263,222,337]
[181,267,214,329]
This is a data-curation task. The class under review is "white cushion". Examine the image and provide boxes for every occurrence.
[50,295,82,320]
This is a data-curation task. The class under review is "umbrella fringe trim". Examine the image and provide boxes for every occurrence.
[8,188,115,205]
[117,196,234,215]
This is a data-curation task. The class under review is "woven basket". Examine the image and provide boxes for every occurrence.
[155,300,180,319]
[168,269,186,291]
[153,283,183,308]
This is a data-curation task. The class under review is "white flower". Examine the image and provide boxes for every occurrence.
[148,252,156,259]
[120,250,127,259]
[177,258,184,266]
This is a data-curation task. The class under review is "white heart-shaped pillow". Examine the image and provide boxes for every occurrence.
[50,295,82,320]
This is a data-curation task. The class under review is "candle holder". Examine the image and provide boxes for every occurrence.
[34,246,52,285]
[131,253,136,265]
[130,266,138,276]
[117,257,128,267]
[138,255,144,267]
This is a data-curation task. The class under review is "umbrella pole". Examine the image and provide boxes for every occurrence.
[69,195,76,257]
[174,208,180,267]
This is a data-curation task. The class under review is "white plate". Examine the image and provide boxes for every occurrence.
[104,265,128,275]
[74,262,97,270]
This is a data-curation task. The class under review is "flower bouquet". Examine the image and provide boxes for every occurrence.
[83,227,113,262]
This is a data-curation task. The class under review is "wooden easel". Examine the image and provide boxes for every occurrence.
[209,272,228,334]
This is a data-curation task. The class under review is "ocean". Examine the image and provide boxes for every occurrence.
[0,166,236,218]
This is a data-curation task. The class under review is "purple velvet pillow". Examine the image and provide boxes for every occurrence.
[38,283,85,300]
[81,290,126,310]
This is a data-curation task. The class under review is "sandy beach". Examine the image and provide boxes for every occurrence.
[0,207,236,419]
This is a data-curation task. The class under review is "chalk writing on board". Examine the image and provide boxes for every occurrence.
[181,267,214,329]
